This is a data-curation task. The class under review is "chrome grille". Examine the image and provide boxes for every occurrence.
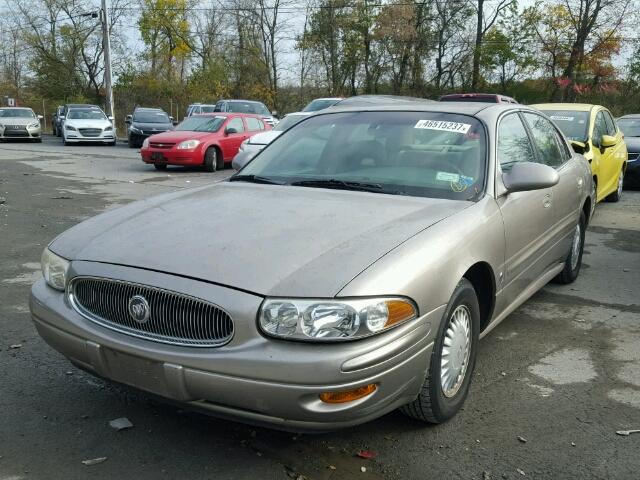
[79,128,102,137]
[4,125,28,137]
[69,277,234,347]
[150,142,175,149]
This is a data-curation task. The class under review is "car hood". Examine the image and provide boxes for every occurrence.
[65,119,112,128]
[1,117,39,126]
[624,136,640,153]
[147,130,217,142]
[132,122,172,132]
[247,130,282,145]
[50,183,470,297]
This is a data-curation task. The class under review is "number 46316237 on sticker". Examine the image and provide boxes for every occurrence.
[414,120,471,134]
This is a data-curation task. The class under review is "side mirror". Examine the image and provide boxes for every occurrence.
[601,134,617,148]
[225,127,238,135]
[125,115,132,124]
[37,115,43,120]
[271,110,278,118]
[59,115,65,120]
[232,151,257,171]
[502,161,559,193]
[108,115,114,121]
[570,140,589,154]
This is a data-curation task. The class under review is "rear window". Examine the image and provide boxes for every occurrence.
[227,102,271,116]
[617,118,640,137]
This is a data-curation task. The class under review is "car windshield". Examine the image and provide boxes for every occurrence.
[542,110,590,142]
[274,114,307,131]
[302,99,340,112]
[617,118,640,137]
[238,111,486,201]
[67,109,106,120]
[134,111,170,123]
[0,108,35,118]
[175,116,225,132]
[227,102,270,116]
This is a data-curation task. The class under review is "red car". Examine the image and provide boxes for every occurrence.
[140,113,271,172]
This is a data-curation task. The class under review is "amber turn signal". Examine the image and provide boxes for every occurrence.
[319,384,377,404]
[384,300,417,328]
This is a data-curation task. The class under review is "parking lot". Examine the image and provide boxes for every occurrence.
[1,136,639,480]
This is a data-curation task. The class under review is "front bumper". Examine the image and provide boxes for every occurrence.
[624,153,639,187]
[141,148,203,166]
[30,261,437,431]
[0,125,41,139]
[64,129,115,143]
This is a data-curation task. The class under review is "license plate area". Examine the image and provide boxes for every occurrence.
[151,152,167,162]
[103,348,169,396]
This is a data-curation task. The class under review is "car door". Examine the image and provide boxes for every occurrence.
[219,116,247,160]
[495,112,557,300]
[602,109,627,195]
[522,111,582,262]
[591,110,613,200]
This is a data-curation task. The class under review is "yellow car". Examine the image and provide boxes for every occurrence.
[532,103,627,203]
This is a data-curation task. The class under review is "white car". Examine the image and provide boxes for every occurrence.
[62,107,116,146]
[232,112,313,169]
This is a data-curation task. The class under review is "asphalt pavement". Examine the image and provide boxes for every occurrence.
[1,136,639,480]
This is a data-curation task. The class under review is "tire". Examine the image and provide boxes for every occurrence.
[154,164,167,171]
[109,140,117,147]
[128,137,135,148]
[553,210,586,284]
[606,169,624,202]
[34,138,42,143]
[62,135,68,146]
[56,125,61,137]
[400,278,480,423]
[204,147,218,172]
[52,125,57,136]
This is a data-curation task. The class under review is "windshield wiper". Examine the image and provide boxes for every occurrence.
[290,179,383,193]
[228,174,284,185]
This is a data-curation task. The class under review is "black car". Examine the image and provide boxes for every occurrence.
[617,114,640,188]
[125,108,175,148]
[53,103,98,137]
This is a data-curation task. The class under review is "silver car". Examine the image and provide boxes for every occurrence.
[30,102,593,431]
[0,107,43,142]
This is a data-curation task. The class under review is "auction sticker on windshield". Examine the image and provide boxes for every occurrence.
[414,120,471,134]
[549,115,575,121]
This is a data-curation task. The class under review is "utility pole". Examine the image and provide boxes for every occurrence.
[101,0,114,120]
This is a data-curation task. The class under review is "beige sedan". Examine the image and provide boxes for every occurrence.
[0,107,42,142]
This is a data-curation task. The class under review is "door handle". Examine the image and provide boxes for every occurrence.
[543,194,552,208]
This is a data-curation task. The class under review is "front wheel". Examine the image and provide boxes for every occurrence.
[154,164,167,171]
[204,147,218,172]
[400,278,480,423]
[554,210,586,284]
[606,169,624,202]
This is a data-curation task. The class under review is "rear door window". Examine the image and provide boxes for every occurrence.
[227,117,244,133]
[522,113,566,167]
[246,117,263,131]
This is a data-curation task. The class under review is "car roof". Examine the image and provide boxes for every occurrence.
[221,99,267,105]
[190,112,263,118]
[134,107,165,112]
[334,95,436,107]
[325,98,509,116]
[440,93,517,103]
[0,106,33,110]
[531,103,597,112]
[65,103,98,108]
[618,114,640,119]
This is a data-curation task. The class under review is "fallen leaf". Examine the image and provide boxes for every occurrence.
[357,450,376,459]
[360,466,367,473]
[517,436,527,443]
[82,457,107,466]
[517,468,526,476]
[328,465,337,470]
[9,344,22,349]
[616,429,640,436]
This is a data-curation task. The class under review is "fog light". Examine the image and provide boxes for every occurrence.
[319,384,377,404]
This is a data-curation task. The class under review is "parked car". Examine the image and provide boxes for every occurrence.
[52,105,64,136]
[302,97,343,112]
[533,103,627,202]
[125,107,175,148]
[55,103,99,137]
[0,107,43,142]
[186,103,216,117]
[31,101,594,431]
[62,106,116,146]
[232,112,312,169]
[140,113,270,171]
[440,93,518,104]
[213,99,278,126]
[615,114,640,188]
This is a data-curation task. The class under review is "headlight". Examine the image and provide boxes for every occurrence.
[130,126,141,134]
[27,122,40,129]
[104,126,113,131]
[177,139,201,150]
[65,124,76,131]
[41,248,70,291]
[142,138,150,148]
[259,297,417,341]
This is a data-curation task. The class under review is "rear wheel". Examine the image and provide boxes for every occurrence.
[400,279,479,423]
[128,137,137,148]
[154,164,167,171]
[204,147,219,172]
[606,169,624,202]
[554,210,586,284]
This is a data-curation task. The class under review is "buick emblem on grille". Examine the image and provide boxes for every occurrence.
[128,295,150,324]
